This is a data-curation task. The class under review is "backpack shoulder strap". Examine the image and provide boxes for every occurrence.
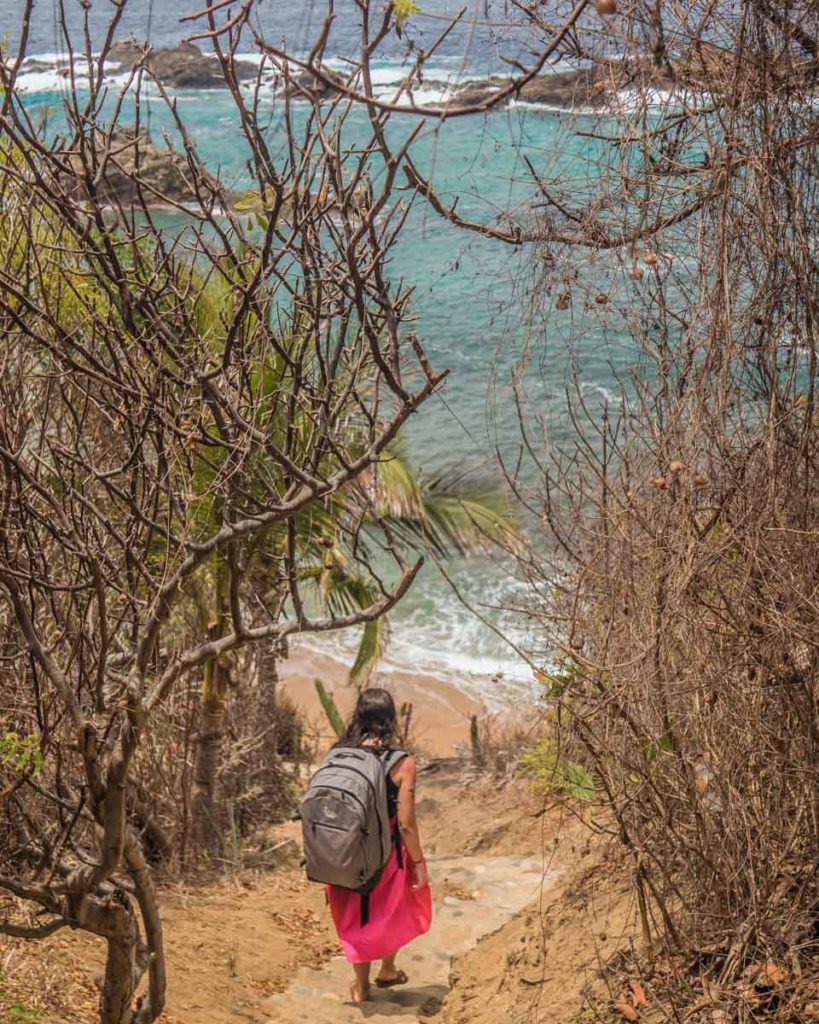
[381,749,408,776]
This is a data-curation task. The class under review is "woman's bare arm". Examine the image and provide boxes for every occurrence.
[393,756,424,864]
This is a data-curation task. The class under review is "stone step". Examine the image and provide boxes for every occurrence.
[263,855,554,1023]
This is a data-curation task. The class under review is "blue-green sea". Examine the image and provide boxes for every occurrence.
[5,1,642,704]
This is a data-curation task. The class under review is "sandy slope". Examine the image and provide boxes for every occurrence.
[1,763,566,1023]
[278,646,492,758]
[439,841,636,1024]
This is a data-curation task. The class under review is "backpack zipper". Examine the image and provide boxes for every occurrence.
[312,820,348,833]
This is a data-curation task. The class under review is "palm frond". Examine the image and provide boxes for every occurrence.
[361,447,518,558]
[422,489,517,557]
[359,442,426,520]
[297,562,388,687]
[348,618,385,689]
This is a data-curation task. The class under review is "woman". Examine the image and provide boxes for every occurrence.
[327,688,432,1005]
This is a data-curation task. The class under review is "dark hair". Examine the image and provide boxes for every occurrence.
[340,688,398,748]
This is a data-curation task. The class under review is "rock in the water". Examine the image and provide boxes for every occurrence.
[517,68,602,107]
[21,58,56,73]
[441,77,504,107]
[285,65,349,99]
[107,40,258,88]
[443,61,680,110]
[108,40,147,66]
[66,125,224,209]
[446,68,607,110]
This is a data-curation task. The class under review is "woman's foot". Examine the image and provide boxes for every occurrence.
[375,968,408,988]
[351,962,372,1005]
[350,979,370,1005]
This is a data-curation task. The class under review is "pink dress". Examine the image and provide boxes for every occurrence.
[327,808,432,963]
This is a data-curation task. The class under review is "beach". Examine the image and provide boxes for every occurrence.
[280,642,491,757]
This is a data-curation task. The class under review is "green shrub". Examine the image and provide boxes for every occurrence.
[0,731,42,774]
[518,736,596,802]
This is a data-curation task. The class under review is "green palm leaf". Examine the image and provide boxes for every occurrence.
[362,450,517,558]
[348,619,385,689]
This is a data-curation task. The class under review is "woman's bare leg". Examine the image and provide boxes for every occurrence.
[350,961,371,1004]
[376,953,403,984]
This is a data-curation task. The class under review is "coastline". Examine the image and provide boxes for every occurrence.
[279,642,489,757]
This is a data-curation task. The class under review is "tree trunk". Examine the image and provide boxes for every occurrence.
[96,896,139,1024]
[128,781,172,865]
[125,829,166,1023]
[246,637,291,822]
[258,636,282,747]
[191,659,229,857]
[256,638,281,816]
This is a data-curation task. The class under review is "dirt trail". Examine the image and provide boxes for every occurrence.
[264,853,555,1023]
[2,764,558,1023]
[161,765,553,1024]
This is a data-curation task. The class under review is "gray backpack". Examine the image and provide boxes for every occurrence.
[299,746,406,898]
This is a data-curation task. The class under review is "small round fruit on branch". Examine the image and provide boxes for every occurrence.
[595,0,617,15]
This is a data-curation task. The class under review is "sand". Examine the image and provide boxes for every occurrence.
[279,642,490,757]
[1,762,563,1024]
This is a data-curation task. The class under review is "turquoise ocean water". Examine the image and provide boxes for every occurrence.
[5,2,640,704]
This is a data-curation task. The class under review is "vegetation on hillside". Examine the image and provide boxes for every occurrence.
[2,0,818,1021]
[494,0,819,1019]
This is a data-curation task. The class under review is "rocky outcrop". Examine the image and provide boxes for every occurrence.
[284,65,349,100]
[107,40,258,89]
[445,68,611,111]
[444,64,675,111]
[66,126,224,209]
[108,40,146,66]
[277,65,609,110]
[21,58,56,73]
[518,67,603,106]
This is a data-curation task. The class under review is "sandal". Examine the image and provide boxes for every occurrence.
[350,981,371,1005]
[375,970,409,989]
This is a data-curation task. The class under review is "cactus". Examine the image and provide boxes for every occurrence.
[470,714,481,762]
[314,678,345,738]
[399,701,414,746]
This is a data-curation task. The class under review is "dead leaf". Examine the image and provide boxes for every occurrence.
[762,961,785,985]
[615,998,640,1021]
[630,981,648,1007]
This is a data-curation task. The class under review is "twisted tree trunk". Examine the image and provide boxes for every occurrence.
[128,781,172,865]
[254,636,288,816]
[101,908,138,1024]
[191,658,230,857]
[258,636,284,736]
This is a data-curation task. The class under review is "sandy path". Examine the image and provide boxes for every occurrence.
[263,854,555,1023]
[0,767,554,1024]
